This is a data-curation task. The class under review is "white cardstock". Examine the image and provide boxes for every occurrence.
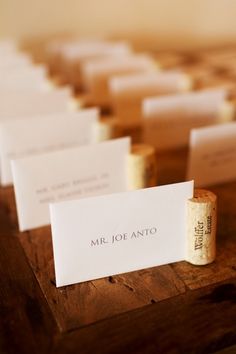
[0,65,49,91]
[82,54,158,105]
[63,40,132,63]
[11,138,130,231]
[0,52,32,69]
[50,180,194,287]
[83,54,158,82]
[0,108,98,186]
[0,89,72,119]
[142,89,227,150]
[109,71,191,99]
[187,122,236,187]
[109,71,191,124]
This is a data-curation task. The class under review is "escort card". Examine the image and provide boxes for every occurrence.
[0,39,17,54]
[82,54,158,106]
[60,40,131,63]
[50,180,194,287]
[11,137,130,231]
[0,65,49,91]
[187,122,236,187]
[0,108,98,186]
[109,71,192,124]
[0,52,32,69]
[142,89,227,150]
[0,88,72,119]
[62,41,132,89]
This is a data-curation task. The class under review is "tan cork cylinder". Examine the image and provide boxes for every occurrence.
[186,189,217,265]
[93,118,142,143]
[217,101,235,123]
[93,117,123,142]
[127,144,157,190]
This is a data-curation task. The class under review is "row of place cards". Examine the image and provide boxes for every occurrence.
[10,119,236,286]
[8,114,236,234]
[1,40,234,287]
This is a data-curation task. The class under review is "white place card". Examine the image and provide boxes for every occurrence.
[0,39,17,54]
[0,65,49,91]
[0,88,72,119]
[0,108,98,186]
[109,71,192,124]
[11,137,130,231]
[0,52,32,69]
[63,40,132,62]
[187,122,236,187]
[109,71,191,99]
[50,180,194,287]
[83,54,157,82]
[142,89,227,150]
[82,54,158,106]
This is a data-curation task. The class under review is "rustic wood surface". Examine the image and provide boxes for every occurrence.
[0,147,236,353]
[0,207,57,354]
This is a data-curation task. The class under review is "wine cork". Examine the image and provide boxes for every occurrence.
[93,117,123,142]
[178,73,193,92]
[218,101,235,123]
[186,189,217,265]
[68,96,82,111]
[73,93,95,109]
[127,144,157,190]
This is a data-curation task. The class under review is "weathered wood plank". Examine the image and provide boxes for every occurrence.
[18,226,185,332]
[0,211,57,354]
[53,278,236,354]
[3,147,236,332]
[156,148,188,186]
[0,186,18,228]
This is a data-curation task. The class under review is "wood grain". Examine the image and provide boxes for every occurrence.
[2,146,235,334]
[0,186,18,228]
[54,278,236,354]
[18,226,185,332]
[0,208,57,354]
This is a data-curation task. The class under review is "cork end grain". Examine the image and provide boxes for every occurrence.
[128,144,157,190]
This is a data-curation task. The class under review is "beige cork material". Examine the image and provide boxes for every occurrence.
[127,144,157,190]
[217,101,235,123]
[93,117,123,142]
[186,189,217,266]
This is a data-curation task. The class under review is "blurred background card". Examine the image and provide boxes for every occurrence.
[11,137,130,231]
[187,122,236,187]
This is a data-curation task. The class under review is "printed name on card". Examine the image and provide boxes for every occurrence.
[50,180,194,287]
[0,39,17,54]
[142,89,230,150]
[0,108,98,186]
[187,122,236,187]
[11,137,130,231]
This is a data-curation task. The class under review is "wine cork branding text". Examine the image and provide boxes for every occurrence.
[194,216,212,250]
